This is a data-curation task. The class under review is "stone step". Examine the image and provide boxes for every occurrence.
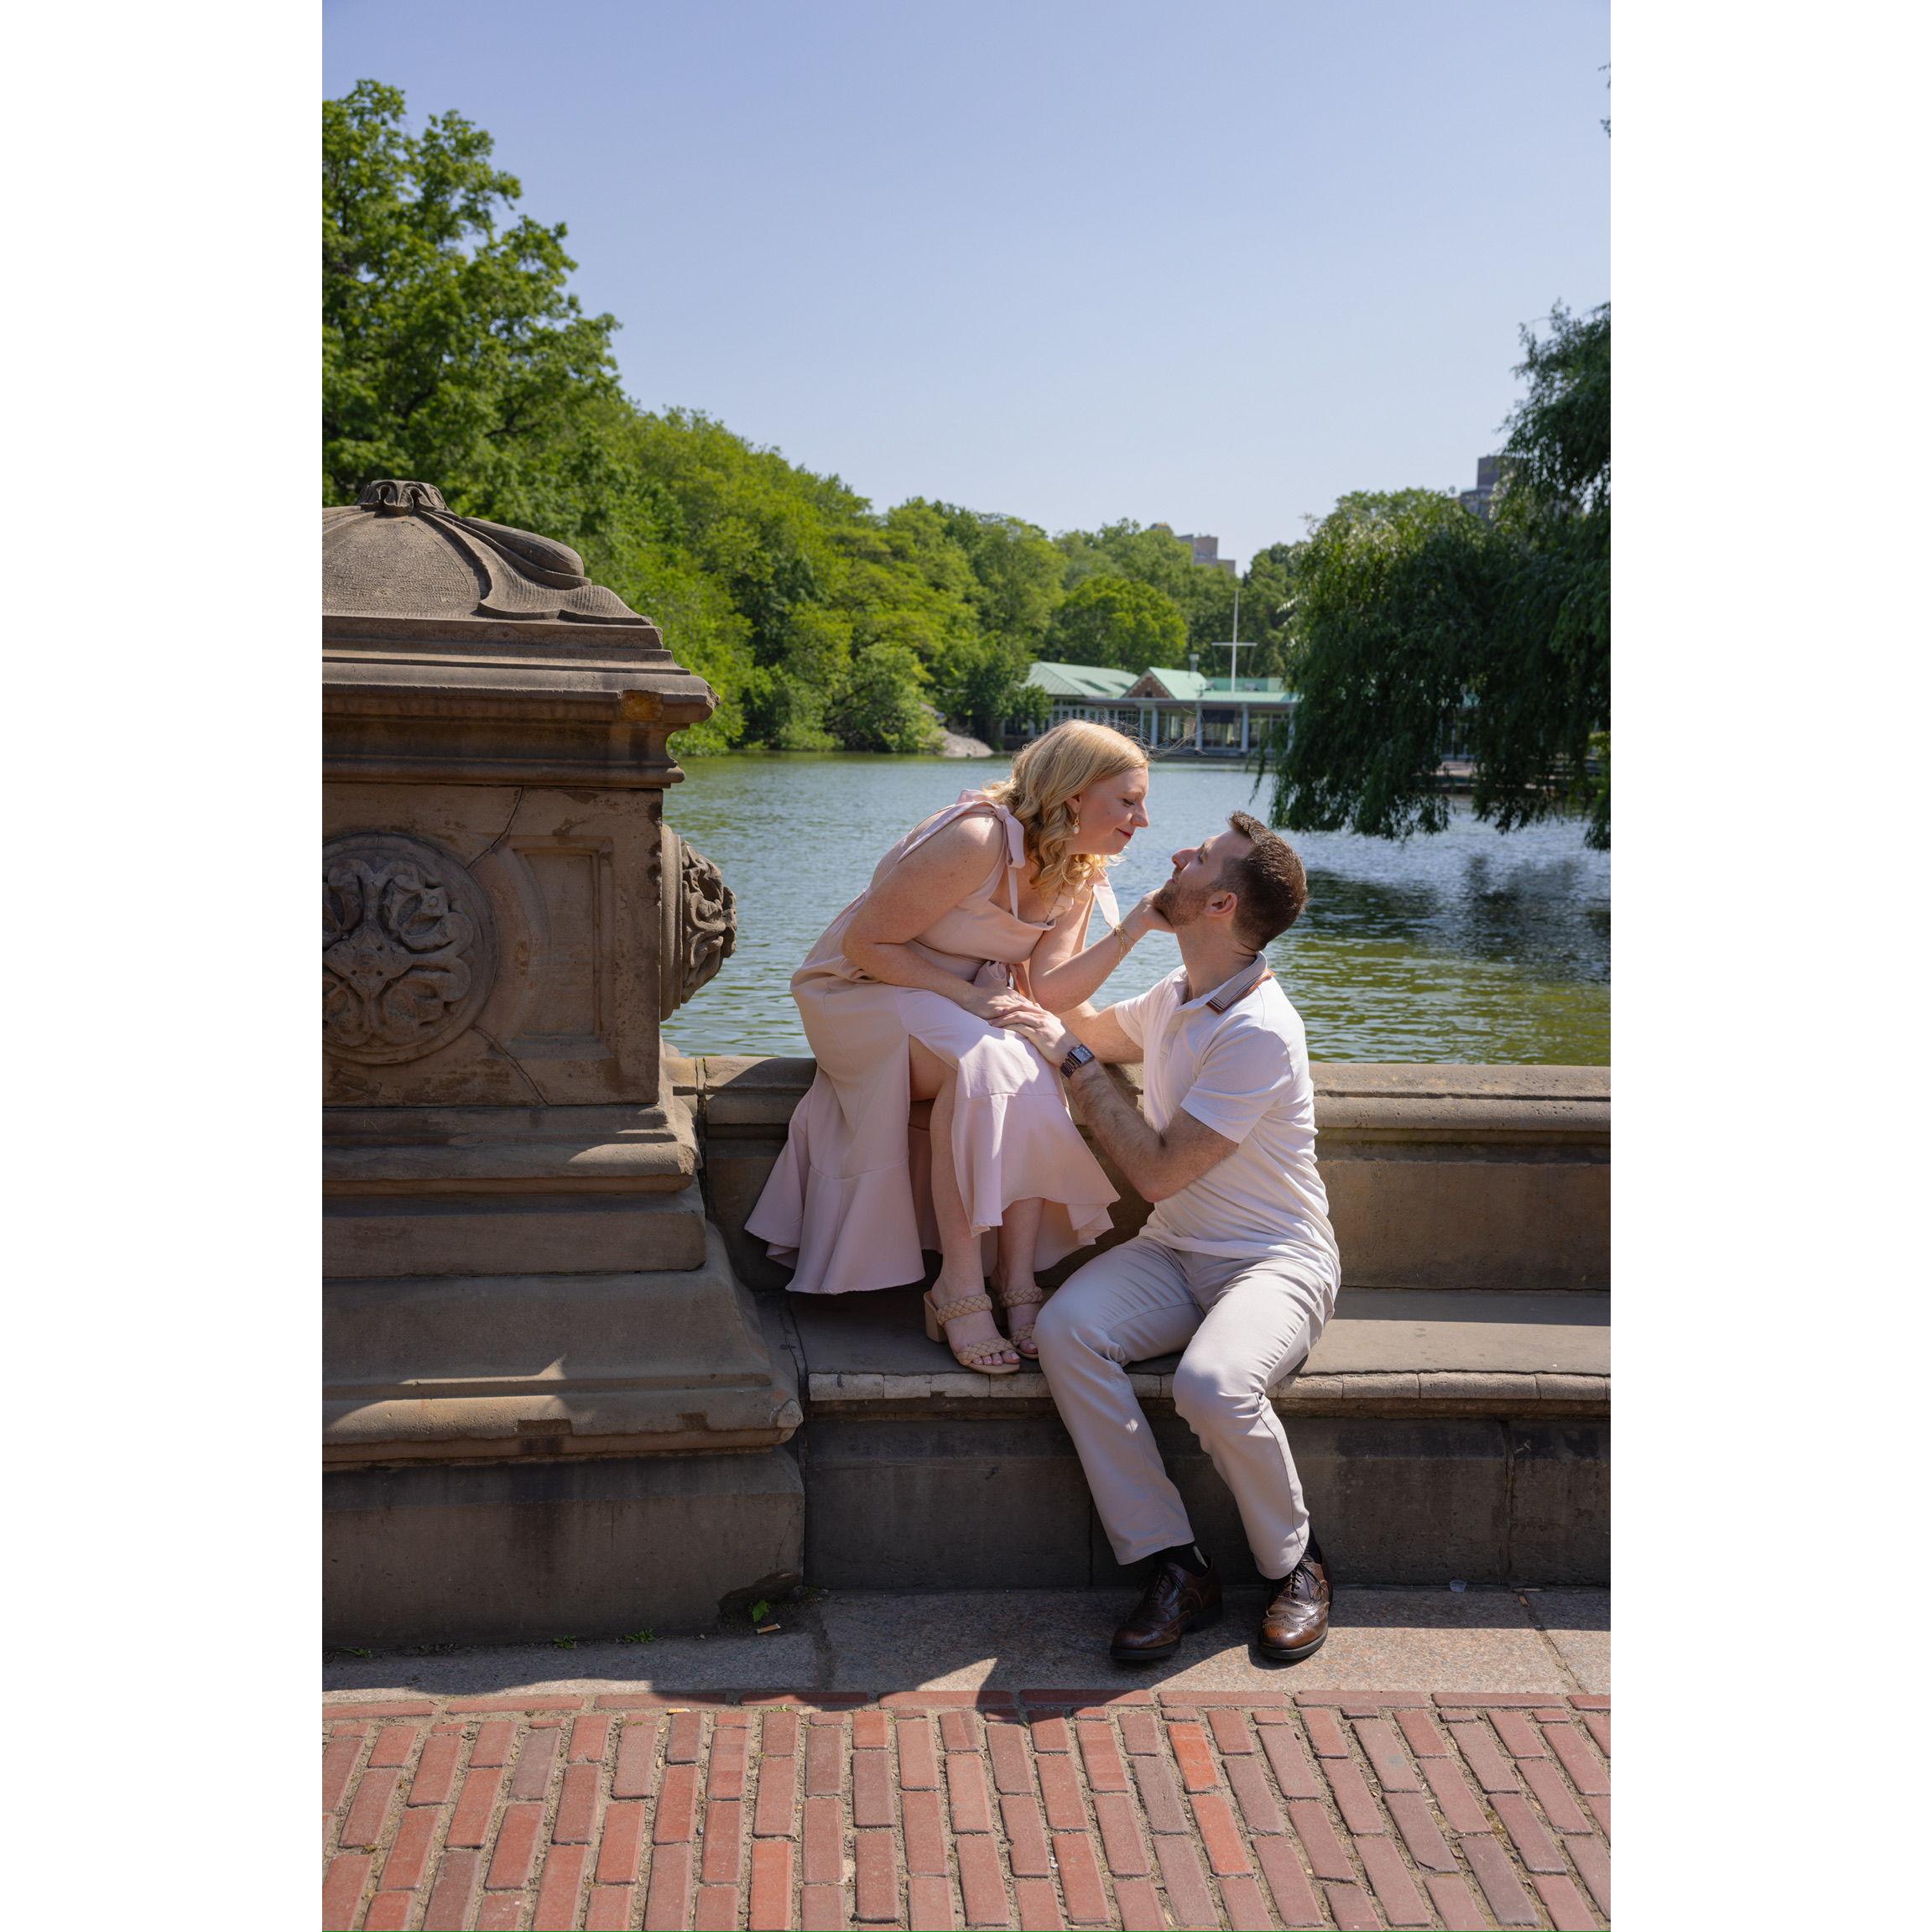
[787,1284,1608,1417]
[778,1285,1607,1592]
[323,1446,805,1648]
[324,1223,802,1464]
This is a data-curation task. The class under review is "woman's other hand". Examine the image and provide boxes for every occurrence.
[958,982,1035,1028]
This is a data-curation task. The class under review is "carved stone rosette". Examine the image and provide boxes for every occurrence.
[660,827,737,1020]
[323,832,497,1064]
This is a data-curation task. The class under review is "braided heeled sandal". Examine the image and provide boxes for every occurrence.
[924,1289,1023,1375]
[992,1273,1047,1358]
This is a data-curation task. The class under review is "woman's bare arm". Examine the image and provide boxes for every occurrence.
[1028,890,1169,1013]
[841,816,1034,1025]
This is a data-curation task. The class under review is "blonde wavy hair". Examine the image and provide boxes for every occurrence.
[982,721,1148,904]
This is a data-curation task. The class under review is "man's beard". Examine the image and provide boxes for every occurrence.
[1152,872,1211,927]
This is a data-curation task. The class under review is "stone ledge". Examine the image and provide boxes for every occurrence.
[688,1055,1609,1148]
[789,1285,1608,1420]
[323,1101,700,1195]
[801,1367,1609,1419]
[689,1055,1612,1295]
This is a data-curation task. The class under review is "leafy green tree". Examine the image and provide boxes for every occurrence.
[880,501,980,610]
[1260,490,1509,838]
[833,643,942,753]
[324,80,621,515]
[939,507,1066,645]
[1238,543,1299,680]
[1174,562,1239,659]
[601,406,870,748]
[1489,304,1611,846]
[1055,520,1196,601]
[1047,574,1189,672]
[931,634,1048,742]
[845,513,979,672]
[1260,305,1610,847]
[1055,518,1244,659]
[907,503,1065,735]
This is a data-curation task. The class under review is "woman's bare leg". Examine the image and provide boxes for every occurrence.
[996,1199,1047,1351]
[910,1039,1018,1367]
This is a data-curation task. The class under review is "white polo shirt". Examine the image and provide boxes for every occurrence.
[1109,957,1339,1276]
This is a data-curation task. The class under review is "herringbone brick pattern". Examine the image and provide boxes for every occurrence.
[322,1690,1611,1929]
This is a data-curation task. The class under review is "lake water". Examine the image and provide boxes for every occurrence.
[663,756,1609,1065]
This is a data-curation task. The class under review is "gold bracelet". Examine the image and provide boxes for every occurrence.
[1110,920,1134,956]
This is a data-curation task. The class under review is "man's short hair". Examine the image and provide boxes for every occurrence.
[1219,811,1309,949]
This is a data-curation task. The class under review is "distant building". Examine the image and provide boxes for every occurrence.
[1174,532,1239,576]
[1457,455,1505,522]
[1023,662,1138,712]
[1017,661,1294,756]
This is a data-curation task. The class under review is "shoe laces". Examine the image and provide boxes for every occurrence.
[1271,1562,1315,1608]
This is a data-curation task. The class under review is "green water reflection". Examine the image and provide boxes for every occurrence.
[664,755,1608,1065]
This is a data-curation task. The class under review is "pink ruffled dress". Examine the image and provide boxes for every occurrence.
[745,793,1118,1295]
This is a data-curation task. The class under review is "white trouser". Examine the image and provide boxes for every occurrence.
[1034,1234,1338,1580]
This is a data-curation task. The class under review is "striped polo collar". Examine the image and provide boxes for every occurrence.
[1181,955,1273,1013]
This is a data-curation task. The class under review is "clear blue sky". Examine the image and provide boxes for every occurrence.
[324,0,1608,565]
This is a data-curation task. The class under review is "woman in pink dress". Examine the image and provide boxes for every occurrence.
[746,721,1169,1373]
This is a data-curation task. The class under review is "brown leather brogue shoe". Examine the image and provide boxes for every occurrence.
[1110,1559,1222,1664]
[1256,1538,1331,1663]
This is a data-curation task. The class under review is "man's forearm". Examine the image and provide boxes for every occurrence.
[1065,1059,1170,1198]
[1062,1002,1143,1064]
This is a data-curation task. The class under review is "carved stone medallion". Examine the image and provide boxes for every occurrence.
[660,829,737,1020]
[324,833,497,1063]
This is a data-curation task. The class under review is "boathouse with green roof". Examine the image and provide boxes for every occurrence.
[1020,660,1299,754]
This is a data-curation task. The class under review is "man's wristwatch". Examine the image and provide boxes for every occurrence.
[1059,1042,1096,1078]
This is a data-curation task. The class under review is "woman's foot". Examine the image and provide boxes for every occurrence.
[992,1268,1047,1357]
[924,1280,1022,1374]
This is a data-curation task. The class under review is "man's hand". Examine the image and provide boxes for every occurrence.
[1006,1001,1078,1066]
[1013,994,1242,1201]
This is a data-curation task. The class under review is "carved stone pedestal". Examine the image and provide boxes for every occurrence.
[321,481,798,1642]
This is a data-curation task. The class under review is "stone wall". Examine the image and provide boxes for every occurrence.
[684,1055,1610,1298]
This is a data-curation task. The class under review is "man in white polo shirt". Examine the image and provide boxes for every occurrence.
[1010,811,1341,1664]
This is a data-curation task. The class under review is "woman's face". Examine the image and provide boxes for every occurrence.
[1068,765,1151,856]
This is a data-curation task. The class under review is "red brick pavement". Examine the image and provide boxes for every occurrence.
[323,1691,1609,1929]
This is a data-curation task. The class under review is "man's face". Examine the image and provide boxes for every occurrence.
[1151,828,1249,928]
